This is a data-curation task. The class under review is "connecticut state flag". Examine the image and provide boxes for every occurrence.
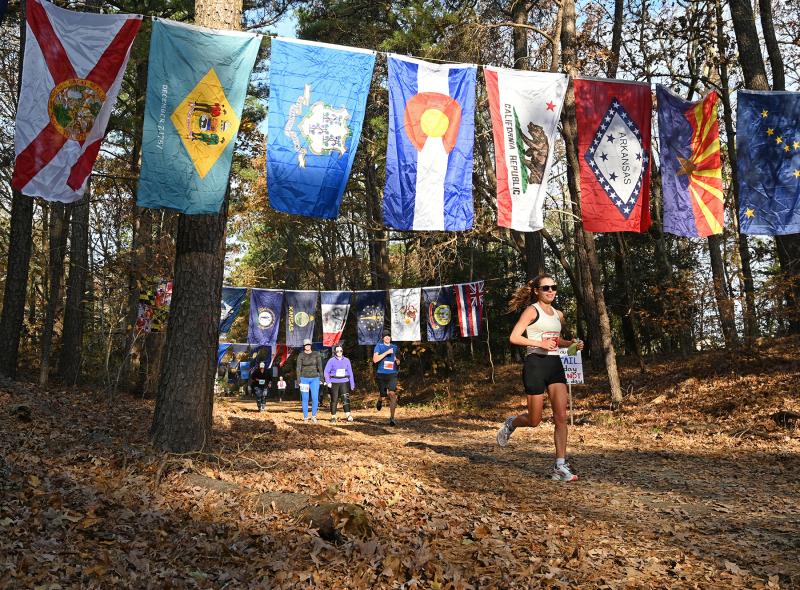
[384,55,476,231]
[657,85,723,237]
[12,0,141,201]
[137,19,260,214]
[736,90,800,235]
[267,38,375,219]
[575,78,652,232]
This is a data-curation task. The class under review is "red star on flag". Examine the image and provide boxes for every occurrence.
[546,100,556,111]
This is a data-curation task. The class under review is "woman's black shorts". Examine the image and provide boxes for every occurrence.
[522,354,566,395]
[376,373,398,396]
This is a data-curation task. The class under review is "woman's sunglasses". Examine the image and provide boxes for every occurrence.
[537,284,558,292]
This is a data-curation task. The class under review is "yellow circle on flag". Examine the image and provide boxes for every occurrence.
[420,109,449,137]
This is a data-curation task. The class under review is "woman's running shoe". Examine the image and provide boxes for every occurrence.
[551,463,578,482]
[496,417,515,447]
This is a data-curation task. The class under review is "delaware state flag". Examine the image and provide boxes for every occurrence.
[12,0,141,201]
[575,78,652,232]
[384,55,476,231]
[657,85,723,237]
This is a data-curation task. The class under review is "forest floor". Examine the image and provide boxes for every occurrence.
[1,338,799,589]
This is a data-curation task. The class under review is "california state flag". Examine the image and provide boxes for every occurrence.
[12,0,141,201]
[485,67,567,232]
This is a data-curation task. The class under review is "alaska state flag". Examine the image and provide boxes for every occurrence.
[267,38,375,219]
[575,78,652,232]
[220,287,247,333]
[657,86,723,237]
[384,55,476,231]
[737,90,800,235]
[137,19,260,215]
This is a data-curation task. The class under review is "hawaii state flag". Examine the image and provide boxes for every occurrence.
[321,291,351,347]
[736,90,800,235]
[384,55,476,231]
[267,38,375,219]
[485,67,567,232]
[657,86,723,237]
[137,19,260,214]
[454,281,485,337]
[390,288,421,341]
[422,286,454,341]
[12,0,141,201]
[248,289,283,347]
[575,78,652,232]
[355,290,385,345]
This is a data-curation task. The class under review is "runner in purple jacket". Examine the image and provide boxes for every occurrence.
[324,345,355,423]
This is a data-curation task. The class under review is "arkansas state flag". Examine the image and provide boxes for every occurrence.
[575,78,652,232]
[13,0,141,201]
[454,281,485,337]
[657,85,723,237]
[321,291,351,347]
[384,55,476,231]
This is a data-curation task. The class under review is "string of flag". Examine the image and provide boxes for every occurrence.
[137,281,487,346]
[11,0,800,238]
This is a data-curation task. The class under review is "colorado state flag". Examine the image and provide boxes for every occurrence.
[137,19,260,215]
[657,85,723,237]
[384,55,476,231]
[737,90,800,235]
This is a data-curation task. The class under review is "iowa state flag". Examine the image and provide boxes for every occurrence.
[657,86,723,237]
[267,38,375,219]
[485,67,567,232]
[454,281,485,337]
[736,90,800,235]
[384,55,476,231]
[12,0,141,201]
[137,19,260,214]
[575,78,652,232]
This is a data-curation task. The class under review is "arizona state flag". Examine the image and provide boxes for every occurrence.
[137,19,260,214]
[12,0,141,201]
[575,78,652,232]
[657,86,723,237]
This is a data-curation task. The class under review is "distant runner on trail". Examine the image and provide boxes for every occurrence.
[249,361,270,413]
[324,344,355,424]
[496,274,584,482]
[373,330,400,426]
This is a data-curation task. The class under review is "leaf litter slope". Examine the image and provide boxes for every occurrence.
[1,340,798,588]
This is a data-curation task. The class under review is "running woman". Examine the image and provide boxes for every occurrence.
[496,275,584,482]
[296,339,323,423]
[249,361,270,412]
[373,330,400,426]
[324,345,355,423]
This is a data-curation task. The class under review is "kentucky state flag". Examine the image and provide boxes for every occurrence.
[736,90,800,235]
[422,286,454,341]
[657,86,723,237]
[220,287,247,334]
[575,78,652,232]
[248,289,283,347]
[384,55,476,231]
[285,290,317,348]
[485,67,567,232]
[12,0,141,201]
[267,38,375,219]
[137,19,260,214]
[321,291,351,347]
[354,290,385,345]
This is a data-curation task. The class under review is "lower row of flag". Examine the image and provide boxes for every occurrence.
[138,281,487,347]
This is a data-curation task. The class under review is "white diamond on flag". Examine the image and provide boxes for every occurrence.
[584,98,646,218]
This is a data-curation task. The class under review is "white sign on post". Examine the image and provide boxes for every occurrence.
[558,348,584,384]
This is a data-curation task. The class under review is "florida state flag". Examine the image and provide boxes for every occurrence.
[574,78,652,232]
[12,0,141,201]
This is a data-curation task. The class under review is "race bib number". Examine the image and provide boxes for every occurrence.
[278,382,286,390]
[543,331,560,346]
[383,360,394,371]
[299,383,310,393]
[335,368,346,378]
[258,379,265,385]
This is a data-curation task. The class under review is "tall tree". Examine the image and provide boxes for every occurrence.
[559,0,623,407]
[150,0,244,452]
[0,0,32,380]
[39,202,70,386]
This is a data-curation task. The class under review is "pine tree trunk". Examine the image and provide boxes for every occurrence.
[58,193,90,385]
[0,3,31,380]
[708,234,739,347]
[39,203,71,386]
[150,0,242,452]
[560,0,623,408]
